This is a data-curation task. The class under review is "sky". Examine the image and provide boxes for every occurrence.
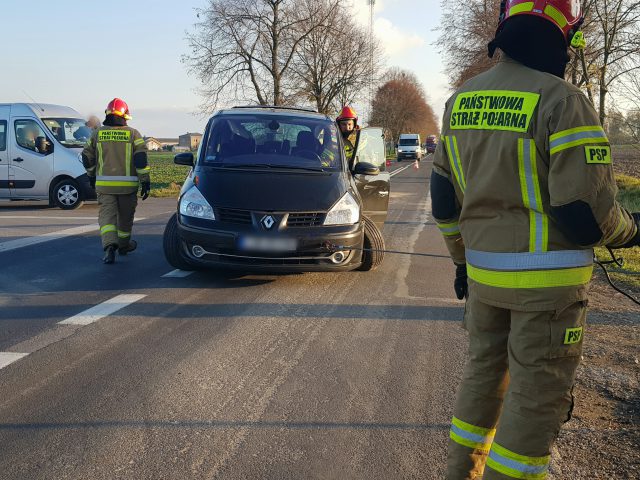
[0,0,450,138]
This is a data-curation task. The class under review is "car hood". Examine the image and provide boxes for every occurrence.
[196,168,349,212]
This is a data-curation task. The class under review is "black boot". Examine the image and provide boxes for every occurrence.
[118,240,137,256]
[103,245,117,264]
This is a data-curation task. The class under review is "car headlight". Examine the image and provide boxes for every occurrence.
[398,148,404,152]
[179,185,215,220]
[324,192,359,226]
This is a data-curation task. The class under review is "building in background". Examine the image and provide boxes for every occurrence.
[144,137,163,151]
[179,132,203,151]
[156,138,179,150]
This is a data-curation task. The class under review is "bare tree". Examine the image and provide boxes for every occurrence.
[369,69,439,142]
[184,0,339,111]
[436,0,500,88]
[291,0,381,114]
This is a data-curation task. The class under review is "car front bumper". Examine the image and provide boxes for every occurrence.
[177,215,364,272]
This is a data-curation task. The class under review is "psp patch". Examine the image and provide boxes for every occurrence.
[564,326,583,345]
[585,146,611,164]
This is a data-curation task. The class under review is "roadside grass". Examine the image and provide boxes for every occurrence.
[148,152,191,198]
[595,174,640,288]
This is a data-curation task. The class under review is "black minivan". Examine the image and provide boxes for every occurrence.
[163,106,390,272]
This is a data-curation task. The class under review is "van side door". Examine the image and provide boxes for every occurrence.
[9,118,54,198]
[0,117,9,198]
[352,127,390,230]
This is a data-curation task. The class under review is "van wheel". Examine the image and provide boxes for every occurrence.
[163,213,195,271]
[52,178,83,210]
[358,216,385,271]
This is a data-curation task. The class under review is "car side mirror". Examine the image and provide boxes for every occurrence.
[36,136,53,155]
[174,152,194,166]
[353,162,380,176]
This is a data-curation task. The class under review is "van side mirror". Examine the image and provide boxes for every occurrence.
[174,152,194,166]
[353,162,380,176]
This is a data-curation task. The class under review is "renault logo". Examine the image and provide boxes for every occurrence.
[261,215,276,230]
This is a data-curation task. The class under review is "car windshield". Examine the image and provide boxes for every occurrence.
[201,114,343,171]
[399,138,419,146]
[42,117,93,148]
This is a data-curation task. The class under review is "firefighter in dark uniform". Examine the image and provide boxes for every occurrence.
[430,1,640,478]
[82,98,151,264]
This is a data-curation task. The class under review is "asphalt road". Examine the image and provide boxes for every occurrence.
[0,160,467,479]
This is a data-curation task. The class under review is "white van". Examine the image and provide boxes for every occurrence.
[396,133,422,162]
[0,103,96,209]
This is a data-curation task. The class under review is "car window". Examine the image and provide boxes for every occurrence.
[202,114,343,171]
[354,127,386,170]
[0,121,6,151]
[15,119,48,154]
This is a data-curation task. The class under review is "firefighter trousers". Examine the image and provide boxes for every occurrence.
[97,192,138,250]
[446,292,586,480]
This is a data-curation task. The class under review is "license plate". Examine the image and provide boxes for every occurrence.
[238,235,298,253]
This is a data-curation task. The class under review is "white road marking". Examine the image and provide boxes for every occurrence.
[0,217,146,253]
[59,294,147,326]
[0,216,98,220]
[162,269,194,278]
[0,352,29,370]
[390,165,411,177]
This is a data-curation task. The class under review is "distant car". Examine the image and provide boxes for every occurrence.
[163,106,390,272]
[426,134,438,154]
[396,133,422,162]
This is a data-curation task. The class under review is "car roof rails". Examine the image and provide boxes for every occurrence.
[231,105,319,114]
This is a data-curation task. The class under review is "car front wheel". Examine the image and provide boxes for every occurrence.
[357,216,385,271]
[163,213,195,271]
[52,178,83,210]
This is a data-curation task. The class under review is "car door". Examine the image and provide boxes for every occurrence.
[352,127,390,230]
[10,118,54,198]
[0,119,9,198]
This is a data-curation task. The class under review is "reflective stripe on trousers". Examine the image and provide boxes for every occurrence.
[486,442,550,479]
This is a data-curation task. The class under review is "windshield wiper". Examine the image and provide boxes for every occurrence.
[221,163,325,172]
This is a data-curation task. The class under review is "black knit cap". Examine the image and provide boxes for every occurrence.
[488,15,570,78]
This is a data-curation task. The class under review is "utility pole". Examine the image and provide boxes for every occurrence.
[367,0,375,125]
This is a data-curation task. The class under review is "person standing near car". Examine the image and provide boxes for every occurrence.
[82,98,151,264]
[430,1,640,478]
[336,106,359,167]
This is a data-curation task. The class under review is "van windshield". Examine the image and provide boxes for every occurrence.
[42,118,93,148]
[201,114,343,171]
[399,138,419,146]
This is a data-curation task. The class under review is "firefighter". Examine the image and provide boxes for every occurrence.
[82,98,151,264]
[430,1,640,478]
[336,106,359,166]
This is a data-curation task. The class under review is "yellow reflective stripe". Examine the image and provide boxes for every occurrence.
[518,139,548,253]
[603,212,628,245]
[509,1,534,15]
[117,230,131,238]
[97,143,104,176]
[449,417,495,452]
[544,4,568,28]
[549,126,608,155]
[134,138,145,146]
[96,181,139,187]
[100,224,116,235]
[136,167,151,174]
[549,126,604,142]
[468,264,593,288]
[486,442,549,479]
[552,136,608,155]
[125,143,132,177]
[436,221,461,237]
[445,136,466,192]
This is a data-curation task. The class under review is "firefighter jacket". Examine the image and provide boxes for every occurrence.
[343,130,358,163]
[82,126,150,195]
[432,56,638,311]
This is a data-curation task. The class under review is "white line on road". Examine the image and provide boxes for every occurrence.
[59,294,147,326]
[0,218,146,253]
[390,165,411,177]
[162,269,194,278]
[0,352,29,370]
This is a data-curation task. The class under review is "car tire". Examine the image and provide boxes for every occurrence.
[163,213,195,271]
[358,216,385,271]
[51,178,83,210]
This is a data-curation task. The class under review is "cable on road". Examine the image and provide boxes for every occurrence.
[594,247,640,306]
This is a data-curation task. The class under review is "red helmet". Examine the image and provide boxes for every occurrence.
[498,0,584,45]
[105,98,132,120]
[336,106,358,123]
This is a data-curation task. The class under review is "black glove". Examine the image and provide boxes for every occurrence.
[140,181,150,201]
[454,263,468,300]
[89,176,96,190]
[621,213,640,248]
